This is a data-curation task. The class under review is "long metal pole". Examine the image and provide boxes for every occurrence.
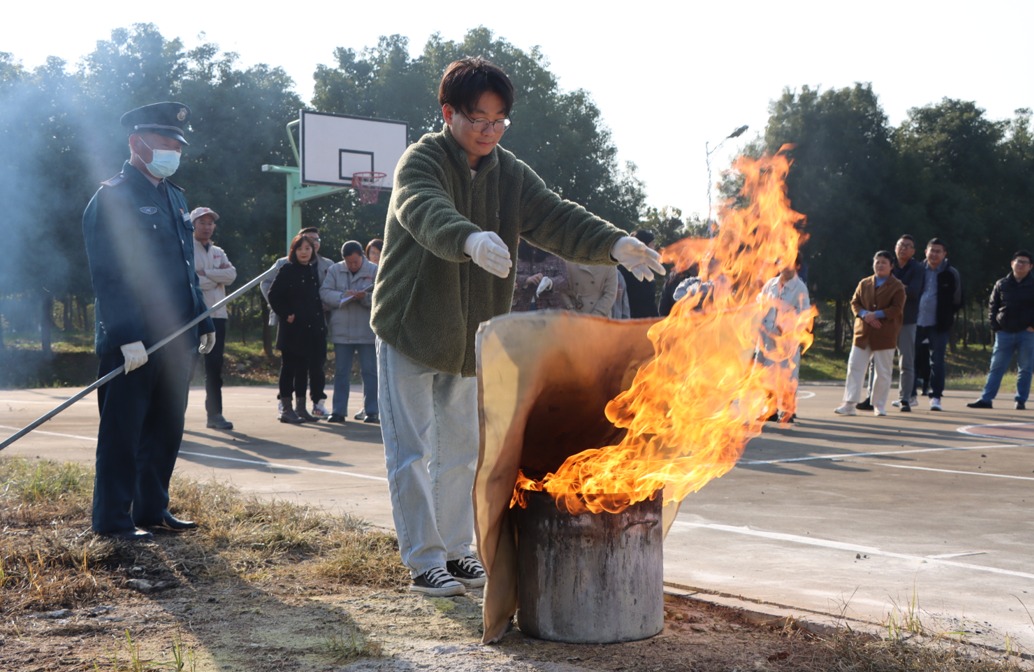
[0,266,277,452]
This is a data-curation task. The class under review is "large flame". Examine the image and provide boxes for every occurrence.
[515,149,817,514]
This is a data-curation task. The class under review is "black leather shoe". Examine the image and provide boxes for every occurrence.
[363,413,380,424]
[1017,401,1027,411]
[966,399,993,409]
[326,414,346,423]
[101,528,154,542]
[154,512,198,531]
[855,399,874,411]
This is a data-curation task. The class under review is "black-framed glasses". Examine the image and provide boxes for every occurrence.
[461,112,511,134]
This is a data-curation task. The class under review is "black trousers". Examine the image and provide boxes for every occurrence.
[92,335,193,533]
[203,318,227,416]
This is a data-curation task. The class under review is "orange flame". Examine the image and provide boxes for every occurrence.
[514,149,817,514]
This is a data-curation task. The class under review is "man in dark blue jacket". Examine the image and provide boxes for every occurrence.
[967,250,1034,411]
[82,102,215,541]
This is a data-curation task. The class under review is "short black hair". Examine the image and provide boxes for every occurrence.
[341,240,364,258]
[874,250,895,264]
[897,234,914,243]
[300,226,320,236]
[1013,249,1033,263]
[439,57,515,117]
[926,237,947,251]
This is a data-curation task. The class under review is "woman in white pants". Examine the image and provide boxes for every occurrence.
[836,251,906,417]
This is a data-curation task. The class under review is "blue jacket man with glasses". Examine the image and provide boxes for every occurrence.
[371,56,664,597]
[968,250,1034,411]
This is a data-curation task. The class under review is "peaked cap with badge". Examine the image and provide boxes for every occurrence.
[121,102,191,145]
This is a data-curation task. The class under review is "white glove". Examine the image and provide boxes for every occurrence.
[120,341,148,373]
[611,236,666,282]
[463,231,512,278]
[199,332,216,355]
[535,276,553,296]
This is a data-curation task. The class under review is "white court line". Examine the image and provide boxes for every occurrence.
[957,422,1034,439]
[873,462,1034,481]
[796,390,816,400]
[179,450,388,483]
[0,425,94,443]
[741,442,1023,466]
[673,521,1034,581]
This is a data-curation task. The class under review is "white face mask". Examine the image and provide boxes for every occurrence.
[140,138,181,178]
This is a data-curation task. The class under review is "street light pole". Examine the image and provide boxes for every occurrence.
[706,124,749,227]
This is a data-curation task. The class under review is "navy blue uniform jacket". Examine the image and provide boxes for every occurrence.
[82,161,213,355]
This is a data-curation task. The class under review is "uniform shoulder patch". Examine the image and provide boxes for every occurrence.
[100,173,127,188]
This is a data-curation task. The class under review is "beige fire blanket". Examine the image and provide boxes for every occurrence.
[474,310,677,644]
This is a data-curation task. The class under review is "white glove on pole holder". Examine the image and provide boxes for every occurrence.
[120,341,148,373]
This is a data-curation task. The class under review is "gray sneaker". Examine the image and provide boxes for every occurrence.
[447,556,486,588]
[410,567,465,597]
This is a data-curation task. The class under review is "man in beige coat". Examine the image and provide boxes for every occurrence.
[835,250,906,417]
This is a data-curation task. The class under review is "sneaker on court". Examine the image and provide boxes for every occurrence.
[855,399,874,411]
[900,402,911,413]
[834,404,857,416]
[891,399,903,408]
[312,400,329,419]
[447,556,487,588]
[410,567,465,597]
[909,395,919,406]
[930,397,943,411]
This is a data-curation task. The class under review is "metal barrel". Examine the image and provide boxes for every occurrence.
[513,490,664,643]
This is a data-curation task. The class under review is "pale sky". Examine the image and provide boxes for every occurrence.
[4,0,1031,220]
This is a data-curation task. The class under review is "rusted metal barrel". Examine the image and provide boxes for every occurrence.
[513,490,664,643]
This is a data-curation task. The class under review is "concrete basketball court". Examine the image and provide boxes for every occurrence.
[2,382,1033,653]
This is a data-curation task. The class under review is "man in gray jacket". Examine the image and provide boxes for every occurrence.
[321,241,378,424]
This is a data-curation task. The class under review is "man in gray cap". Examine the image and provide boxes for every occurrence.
[82,102,216,541]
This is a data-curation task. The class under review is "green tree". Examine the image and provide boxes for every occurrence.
[764,84,897,350]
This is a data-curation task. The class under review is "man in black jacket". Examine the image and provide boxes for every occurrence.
[913,238,962,411]
[967,250,1034,410]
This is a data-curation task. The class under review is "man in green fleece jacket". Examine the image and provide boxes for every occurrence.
[371,56,664,597]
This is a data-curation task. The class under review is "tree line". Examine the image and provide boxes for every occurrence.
[0,24,1029,355]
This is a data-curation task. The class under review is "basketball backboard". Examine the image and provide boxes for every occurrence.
[299,110,408,190]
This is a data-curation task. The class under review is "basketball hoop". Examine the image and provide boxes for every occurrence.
[351,171,387,205]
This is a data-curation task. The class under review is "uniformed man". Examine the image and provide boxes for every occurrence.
[82,102,215,541]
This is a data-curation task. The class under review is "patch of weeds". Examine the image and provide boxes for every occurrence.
[324,626,383,665]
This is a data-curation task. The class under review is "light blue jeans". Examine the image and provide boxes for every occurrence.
[377,339,478,576]
[979,330,1034,403]
[332,343,377,417]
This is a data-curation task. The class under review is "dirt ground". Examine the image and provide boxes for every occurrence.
[3,553,835,672]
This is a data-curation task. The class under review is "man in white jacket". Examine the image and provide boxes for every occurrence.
[192,207,237,430]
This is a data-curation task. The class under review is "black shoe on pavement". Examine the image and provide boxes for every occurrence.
[1017,401,1027,411]
[446,556,486,588]
[326,414,346,423]
[899,402,911,413]
[966,399,993,409]
[206,414,234,430]
[363,413,380,424]
[411,567,465,597]
[855,398,874,411]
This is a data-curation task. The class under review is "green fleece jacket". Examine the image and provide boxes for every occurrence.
[371,127,627,376]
